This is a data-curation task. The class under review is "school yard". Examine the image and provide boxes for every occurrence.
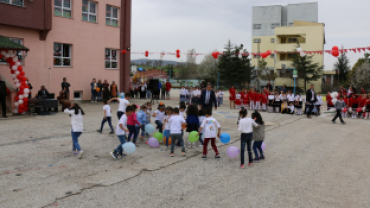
[0,89,369,208]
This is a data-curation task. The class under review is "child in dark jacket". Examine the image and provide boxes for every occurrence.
[252,111,265,162]
[186,105,199,148]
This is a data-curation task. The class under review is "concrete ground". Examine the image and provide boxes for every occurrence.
[0,89,370,208]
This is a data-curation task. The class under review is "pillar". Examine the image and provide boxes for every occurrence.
[120,0,131,93]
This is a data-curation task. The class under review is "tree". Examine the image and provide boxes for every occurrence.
[198,53,218,86]
[217,40,255,88]
[291,53,323,92]
[176,63,188,80]
[348,54,370,90]
[164,64,174,80]
[257,59,276,81]
[334,52,350,83]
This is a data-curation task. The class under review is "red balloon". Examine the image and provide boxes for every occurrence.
[20,71,25,76]
[21,76,27,82]
[23,98,29,102]
[121,50,127,54]
[18,109,24,114]
[17,75,23,80]
[14,96,19,101]
[145,50,149,57]
[19,104,25,109]
[10,70,15,74]
[18,66,23,71]
[0,54,2,59]
[24,107,29,112]
[332,46,339,51]
[19,85,25,91]
[261,52,268,58]
[176,50,180,59]
[332,50,339,57]
[342,108,347,113]
[267,50,271,55]
[21,82,27,87]
[356,107,362,113]
[6,57,13,63]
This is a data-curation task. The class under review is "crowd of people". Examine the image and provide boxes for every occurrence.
[128,80,172,100]
[64,86,266,168]
[90,78,119,103]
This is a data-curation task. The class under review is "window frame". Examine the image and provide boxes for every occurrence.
[82,0,97,23]
[253,38,261,43]
[54,0,72,18]
[106,5,119,27]
[105,48,118,69]
[271,38,275,43]
[271,23,280,29]
[53,43,72,67]
[0,0,24,6]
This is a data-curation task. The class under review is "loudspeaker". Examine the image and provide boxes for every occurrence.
[149,79,159,95]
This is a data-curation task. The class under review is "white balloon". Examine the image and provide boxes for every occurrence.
[14,79,19,83]
[19,95,24,100]
[13,109,18,114]
[24,88,30,94]
[15,83,21,88]
[14,102,19,107]
[12,74,16,78]
[7,51,15,58]
[13,57,18,62]
[4,54,9,58]
[297,48,302,52]
[300,52,306,57]
[18,100,24,104]
[24,93,28,97]
[12,65,17,70]
[15,62,21,66]
[15,70,20,75]
[0,50,6,55]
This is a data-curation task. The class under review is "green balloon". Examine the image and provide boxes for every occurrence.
[188,131,199,143]
[153,132,163,142]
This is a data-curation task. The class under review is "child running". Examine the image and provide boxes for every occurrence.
[110,106,133,159]
[198,108,221,159]
[127,104,141,145]
[64,103,85,159]
[169,107,187,157]
[251,111,265,162]
[162,106,173,150]
[108,93,130,120]
[332,95,346,125]
[238,108,258,168]
[153,103,166,133]
[97,100,114,134]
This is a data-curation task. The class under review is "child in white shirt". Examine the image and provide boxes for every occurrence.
[153,104,166,133]
[238,108,258,168]
[169,107,187,157]
[111,106,133,159]
[198,108,221,159]
[162,107,173,150]
[97,100,114,134]
[315,93,323,115]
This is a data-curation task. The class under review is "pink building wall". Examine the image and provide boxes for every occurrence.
[0,0,122,104]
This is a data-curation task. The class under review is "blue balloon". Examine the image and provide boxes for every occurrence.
[122,142,136,154]
[120,92,125,98]
[220,133,231,144]
[145,124,154,134]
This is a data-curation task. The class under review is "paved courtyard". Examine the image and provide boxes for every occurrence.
[1,90,370,208]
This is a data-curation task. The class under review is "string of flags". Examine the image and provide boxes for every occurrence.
[120,46,370,59]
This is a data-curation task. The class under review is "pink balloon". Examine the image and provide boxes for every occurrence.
[148,137,159,148]
[261,142,266,151]
[226,146,239,158]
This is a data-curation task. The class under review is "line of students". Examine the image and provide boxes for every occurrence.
[327,92,370,119]
[179,86,225,107]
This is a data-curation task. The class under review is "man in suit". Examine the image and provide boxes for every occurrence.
[199,84,217,112]
[61,77,70,100]
[305,84,317,119]
[0,75,8,118]
[38,86,50,99]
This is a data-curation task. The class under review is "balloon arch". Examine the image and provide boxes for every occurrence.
[0,50,30,114]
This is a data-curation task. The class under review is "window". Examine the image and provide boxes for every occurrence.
[0,38,23,64]
[74,91,83,100]
[54,0,72,18]
[271,23,280,29]
[82,0,97,23]
[106,5,119,27]
[54,43,71,67]
[253,24,261,29]
[105,49,118,69]
[0,0,23,6]
[288,38,298,43]
[253,38,261,43]
[270,54,275,58]
[271,38,275,43]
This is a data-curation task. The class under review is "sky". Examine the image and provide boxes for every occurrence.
[131,0,370,70]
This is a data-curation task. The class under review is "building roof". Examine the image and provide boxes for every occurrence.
[0,35,29,51]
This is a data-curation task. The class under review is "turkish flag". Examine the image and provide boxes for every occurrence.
[352,49,357,53]
[357,48,361,52]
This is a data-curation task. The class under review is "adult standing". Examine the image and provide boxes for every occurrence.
[266,81,273,91]
[200,81,206,89]
[146,80,151,99]
[229,85,236,109]
[61,77,71,100]
[282,85,287,94]
[140,81,147,99]
[27,79,33,99]
[165,80,172,100]
[102,80,110,101]
[199,84,217,112]
[90,78,97,103]
[97,79,103,101]
[64,103,85,159]
[305,84,317,119]
[0,75,8,118]
[110,81,118,100]
[158,81,162,100]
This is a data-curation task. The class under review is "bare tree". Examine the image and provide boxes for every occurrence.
[350,60,370,90]
[257,59,276,81]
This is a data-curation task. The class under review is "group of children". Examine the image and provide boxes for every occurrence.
[327,92,370,119]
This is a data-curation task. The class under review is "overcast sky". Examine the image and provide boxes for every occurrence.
[131,0,370,70]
